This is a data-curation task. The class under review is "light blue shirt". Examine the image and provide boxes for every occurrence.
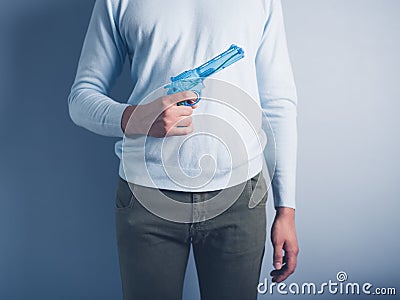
[68,0,298,208]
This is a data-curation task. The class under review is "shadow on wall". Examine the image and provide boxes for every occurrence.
[1,1,127,299]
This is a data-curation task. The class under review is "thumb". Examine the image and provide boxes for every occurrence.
[167,91,198,106]
[273,243,283,270]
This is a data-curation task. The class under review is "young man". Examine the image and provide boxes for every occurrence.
[68,0,299,299]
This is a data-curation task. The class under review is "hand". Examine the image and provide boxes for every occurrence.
[121,91,198,137]
[270,207,299,283]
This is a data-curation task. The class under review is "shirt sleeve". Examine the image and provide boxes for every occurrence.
[256,0,298,209]
[68,0,130,137]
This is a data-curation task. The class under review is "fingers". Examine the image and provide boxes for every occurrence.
[273,242,284,271]
[270,249,298,283]
[175,116,192,127]
[144,93,197,138]
[283,251,297,279]
[150,115,193,137]
[166,124,194,136]
[168,105,194,117]
[165,91,199,107]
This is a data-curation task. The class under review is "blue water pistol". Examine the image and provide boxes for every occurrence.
[165,44,245,106]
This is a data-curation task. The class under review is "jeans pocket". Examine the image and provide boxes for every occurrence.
[115,177,135,210]
[248,172,268,207]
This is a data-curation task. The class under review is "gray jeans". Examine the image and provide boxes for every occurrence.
[115,172,267,300]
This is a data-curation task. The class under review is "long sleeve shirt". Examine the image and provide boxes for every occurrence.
[68,0,298,208]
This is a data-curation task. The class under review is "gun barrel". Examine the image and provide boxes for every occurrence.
[166,44,245,106]
[197,44,244,78]
[171,44,244,82]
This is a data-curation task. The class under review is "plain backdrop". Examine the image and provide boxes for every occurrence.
[0,0,399,299]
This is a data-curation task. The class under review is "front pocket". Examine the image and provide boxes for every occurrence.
[115,177,135,210]
[248,172,268,207]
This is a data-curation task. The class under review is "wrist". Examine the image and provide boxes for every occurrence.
[121,105,138,134]
[275,207,295,218]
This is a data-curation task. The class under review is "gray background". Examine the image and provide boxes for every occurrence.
[0,0,399,299]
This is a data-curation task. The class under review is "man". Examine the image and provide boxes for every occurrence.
[68,0,299,299]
